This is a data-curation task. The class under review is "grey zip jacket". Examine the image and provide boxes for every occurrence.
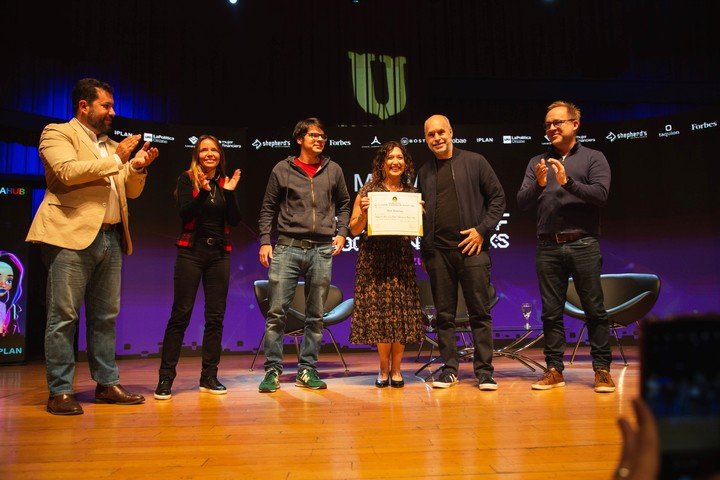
[258,156,351,245]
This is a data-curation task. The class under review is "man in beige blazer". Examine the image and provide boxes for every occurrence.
[26,78,159,415]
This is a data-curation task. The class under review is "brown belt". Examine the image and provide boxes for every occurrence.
[538,232,588,244]
[100,223,118,231]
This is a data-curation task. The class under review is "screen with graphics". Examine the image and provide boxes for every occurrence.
[6,108,719,356]
[0,183,32,363]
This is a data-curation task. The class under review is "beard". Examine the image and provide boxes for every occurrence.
[86,108,112,134]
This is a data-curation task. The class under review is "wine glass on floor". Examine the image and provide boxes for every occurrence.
[422,305,436,332]
[521,302,532,330]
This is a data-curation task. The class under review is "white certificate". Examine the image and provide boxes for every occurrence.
[367,191,423,237]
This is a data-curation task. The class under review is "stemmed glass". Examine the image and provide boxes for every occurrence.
[422,305,436,332]
[521,302,532,330]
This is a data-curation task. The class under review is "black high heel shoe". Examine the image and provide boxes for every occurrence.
[375,377,390,388]
[390,375,404,388]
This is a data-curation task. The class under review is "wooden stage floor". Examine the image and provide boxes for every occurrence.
[0,347,638,479]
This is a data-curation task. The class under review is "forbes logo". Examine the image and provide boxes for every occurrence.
[329,139,351,147]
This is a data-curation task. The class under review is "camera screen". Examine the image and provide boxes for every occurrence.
[641,318,720,479]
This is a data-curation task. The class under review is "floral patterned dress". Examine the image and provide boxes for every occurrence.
[349,184,425,345]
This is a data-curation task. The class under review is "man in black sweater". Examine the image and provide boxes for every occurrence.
[418,114,506,390]
[517,101,615,393]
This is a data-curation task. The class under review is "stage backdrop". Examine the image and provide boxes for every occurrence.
[3,108,719,357]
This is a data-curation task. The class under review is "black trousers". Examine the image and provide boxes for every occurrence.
[424,248,494,378]
[159,242,230,379]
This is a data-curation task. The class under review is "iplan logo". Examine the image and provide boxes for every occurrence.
[476,137,494,143]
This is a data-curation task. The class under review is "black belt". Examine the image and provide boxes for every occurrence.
[538,232,588,244]
[277,234,333,249]
[100,223,118,231]
[199,237,225,246]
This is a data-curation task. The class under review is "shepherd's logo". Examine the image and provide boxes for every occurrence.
[252,139,262,149]
[348,51,407,120]
[607,132,617,142]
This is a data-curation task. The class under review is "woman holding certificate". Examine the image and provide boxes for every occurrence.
[349,141,425,388]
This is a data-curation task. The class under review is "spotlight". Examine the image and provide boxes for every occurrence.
[228,0,238,4]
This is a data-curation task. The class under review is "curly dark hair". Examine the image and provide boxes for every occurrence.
[365,140,415,191]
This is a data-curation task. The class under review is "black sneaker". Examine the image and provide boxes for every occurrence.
[154,376,173,400]
[199,376,228,395]
[431,371,458,389]
[478,375,498,391]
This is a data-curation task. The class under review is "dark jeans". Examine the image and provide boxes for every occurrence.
[423,249,494,378]
[159,242,230,379]
[536,236,611,372]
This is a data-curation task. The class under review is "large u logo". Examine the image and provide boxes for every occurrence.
[348,52,407,120]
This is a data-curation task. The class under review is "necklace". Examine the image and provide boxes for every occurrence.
[383,182,403,192]
[208,182,216,203]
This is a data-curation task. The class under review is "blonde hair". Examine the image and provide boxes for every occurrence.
[547,100,581,123]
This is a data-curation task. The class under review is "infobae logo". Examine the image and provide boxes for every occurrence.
[502,135,532,144]
[690,120,718,131]
[606,130,647,142]
[658,124,680,138]
[251,139,292,150]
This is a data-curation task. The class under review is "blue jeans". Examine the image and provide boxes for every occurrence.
[536,236,611,373]
[264,244,333,373]
[42,230,122,395]
[159,243,230,380]
[423,249,494,378]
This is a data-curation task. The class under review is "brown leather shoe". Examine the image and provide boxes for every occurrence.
[95,384,145,405]
[47,393,83,415]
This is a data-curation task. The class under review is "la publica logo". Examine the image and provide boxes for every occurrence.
[143,132,174,144]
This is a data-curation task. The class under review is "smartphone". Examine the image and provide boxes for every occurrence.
[640,316,720,480]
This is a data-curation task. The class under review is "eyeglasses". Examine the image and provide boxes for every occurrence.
[544,119,576,130]
[306,133,328,141]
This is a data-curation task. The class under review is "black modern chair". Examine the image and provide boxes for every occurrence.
[250,280,354,372]
[565,273,661,365]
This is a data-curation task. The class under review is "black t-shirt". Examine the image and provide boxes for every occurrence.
[196,177,226,239]
[434,157,462,249]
